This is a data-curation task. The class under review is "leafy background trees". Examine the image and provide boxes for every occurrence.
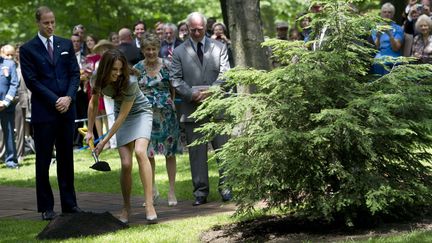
[0,0,384,44]
[0,0,221,43]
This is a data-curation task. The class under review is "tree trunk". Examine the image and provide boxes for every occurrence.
[220,0,230,38]
[223,0,270,93]
[380,0,405,25]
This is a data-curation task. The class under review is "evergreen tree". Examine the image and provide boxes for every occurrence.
[192,0,432,224]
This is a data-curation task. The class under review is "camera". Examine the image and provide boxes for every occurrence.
[417,4,424,12]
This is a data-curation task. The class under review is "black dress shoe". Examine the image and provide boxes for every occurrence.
[71,206,83,213]
[192,196,207,206]
[41,210,56,220]
[64,206,83,213]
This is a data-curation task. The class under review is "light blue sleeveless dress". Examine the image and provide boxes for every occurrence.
[102,76,153,146]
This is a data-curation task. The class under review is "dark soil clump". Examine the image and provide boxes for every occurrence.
[201,214,432,242]
[37,212,128,240]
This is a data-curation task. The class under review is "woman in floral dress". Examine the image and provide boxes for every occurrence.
[134,34,180,206]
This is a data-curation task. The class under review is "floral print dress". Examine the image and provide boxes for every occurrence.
[134,61,180,157]
[412,34,432,63]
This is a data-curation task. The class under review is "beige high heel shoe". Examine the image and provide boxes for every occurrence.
[145,206,158,224]
[168,193,177,206]
[119,207,130,224]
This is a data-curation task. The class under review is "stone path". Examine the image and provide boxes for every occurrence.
[0,186,236,225]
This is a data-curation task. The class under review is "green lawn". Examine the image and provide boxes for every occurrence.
[0,149,222,202]
[0,213,234,243]
[1,149,431,242]
[354,230,432,243]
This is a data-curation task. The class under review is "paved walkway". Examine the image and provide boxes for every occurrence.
[0,186,236,225]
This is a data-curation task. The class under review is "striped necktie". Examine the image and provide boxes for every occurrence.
[47,38,53,61]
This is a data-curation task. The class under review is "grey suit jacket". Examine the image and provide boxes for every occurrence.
[170,37,230,122]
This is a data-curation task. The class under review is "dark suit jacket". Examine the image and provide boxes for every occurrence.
[117,42,143,66]
[159,39,182,58]
[20,35,80,123]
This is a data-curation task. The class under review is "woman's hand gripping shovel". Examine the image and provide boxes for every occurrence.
[78,127,111,172]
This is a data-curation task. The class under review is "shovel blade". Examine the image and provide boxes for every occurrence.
[90,161,111,172]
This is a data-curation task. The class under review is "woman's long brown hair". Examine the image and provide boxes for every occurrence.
[93,49,129,97]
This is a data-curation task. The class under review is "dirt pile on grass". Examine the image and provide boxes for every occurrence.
[37,212,128,240]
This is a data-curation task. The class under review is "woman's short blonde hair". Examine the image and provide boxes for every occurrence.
[381,2,395,18]
[415,14,432,34]
[1,44,15,56]
[140,33,160,50]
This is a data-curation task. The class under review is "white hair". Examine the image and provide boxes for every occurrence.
[164,23,178,35]
[415,14,432,33]
[186,12,207,27]
[381,2,395,17]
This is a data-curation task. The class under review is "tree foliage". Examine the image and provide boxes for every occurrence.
[260,0,308,37]
[0,0,382,44]
[0,0,221,43]
[260,0,381,38]
[192,0,432,224]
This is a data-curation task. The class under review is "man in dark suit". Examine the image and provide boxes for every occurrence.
[159,23,182,64]
[170,12,231,206]
[133,20,146,48]
[20,6,82,220]
[117,28,143,65]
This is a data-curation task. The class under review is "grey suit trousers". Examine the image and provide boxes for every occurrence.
[184,122,228,197]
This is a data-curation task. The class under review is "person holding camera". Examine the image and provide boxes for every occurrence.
[404,4,422,35]
[371,3,404,75]
[405,0,432,19]
[211,23,231,45]
[211,22,233,67]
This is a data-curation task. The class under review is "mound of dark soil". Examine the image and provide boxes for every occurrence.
[201,214,432,242]
[37,212,128,240]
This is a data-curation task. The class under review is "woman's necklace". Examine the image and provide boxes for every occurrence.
[145,58,162,77]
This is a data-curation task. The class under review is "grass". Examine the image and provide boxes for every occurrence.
[351,230,432,243]
[1,149,431,242]
[0,213,234,243]
[0,149,222,202]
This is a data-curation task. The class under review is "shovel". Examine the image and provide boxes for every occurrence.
[78,127,111,172]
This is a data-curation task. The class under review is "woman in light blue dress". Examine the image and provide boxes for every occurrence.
[86,49,157,223]
[134,34,180,206]
[371,3,404,75]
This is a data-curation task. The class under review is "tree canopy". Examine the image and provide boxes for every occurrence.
[0,0,222,43]
[0,0,383,44]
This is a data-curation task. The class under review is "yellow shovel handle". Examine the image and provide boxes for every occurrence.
[78,127,95,150]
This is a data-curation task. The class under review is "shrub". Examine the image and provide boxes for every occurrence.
[192,0,432,224]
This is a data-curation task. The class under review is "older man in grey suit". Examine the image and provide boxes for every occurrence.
[170,12,231,206]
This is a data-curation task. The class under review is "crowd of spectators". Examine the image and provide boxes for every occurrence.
[3,2,432,165]
[270,1,432,74]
